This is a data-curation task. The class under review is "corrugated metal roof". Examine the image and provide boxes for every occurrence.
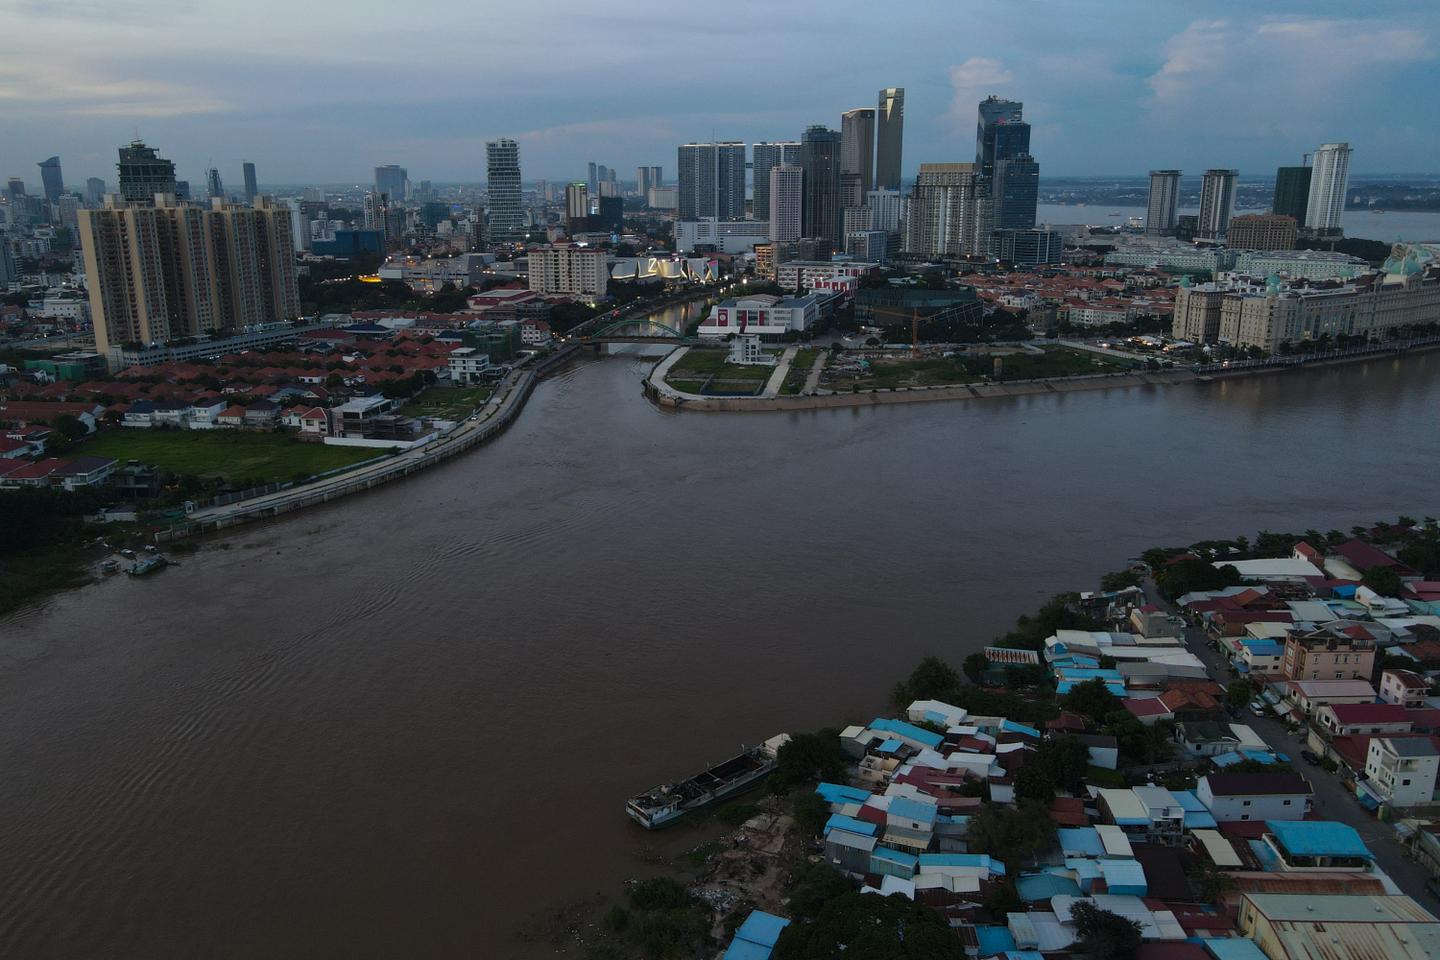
[1096,824,1135,857]
[1267,820,1372,858]
[1193,829,1243,868]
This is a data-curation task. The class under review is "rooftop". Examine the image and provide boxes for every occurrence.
[1266,820,1373,859]
[1202,772,1312,797]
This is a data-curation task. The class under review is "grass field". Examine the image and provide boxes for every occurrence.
[781,349,819,395]
[823,347,1133,391]
[82,430,380,483]
[399,386,493,420]
[667,348,778,382]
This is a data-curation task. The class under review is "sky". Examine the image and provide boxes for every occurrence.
[1,0,1437,189]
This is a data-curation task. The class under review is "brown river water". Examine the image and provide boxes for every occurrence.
[2,313,1439,957]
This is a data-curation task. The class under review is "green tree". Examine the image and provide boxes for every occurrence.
[1064,679,1122,724]
[1361,565,1403,597]
[792,793,831,836]
[965,801,1058,862]
[1099,569,1141,592]
[1155,558,1243,601]
[774,731,848,787]
[774,891,964,960]
[962,652,989,684]
[50,413,89,440]
[1071,901,1142,960]
[891,656,963,708]
[1226,680,1253,709]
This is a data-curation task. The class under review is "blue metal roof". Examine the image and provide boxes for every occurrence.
[871,847,918,868]
[1212,750,1280,768]
[974,925,1017,956]
[877,738,904,754]
[1001,720,1041,738]
[1202,937,1269,960]
[918,853,1006,875]
[869,717,944,750]
[721,940,772,960]
[1056,827,1105,857]
[1238,638,1283,655]
[1016,873,1081,901]
[1056,667,1125,681]
[815,782,870,805]
[1267,820,1373,859]
[1098,858,1148,894]
[1057,680,1127,697]
[733,911,789,949]
[824,814,877,837]
[889,796,938,825]
[1173,790,1219,829]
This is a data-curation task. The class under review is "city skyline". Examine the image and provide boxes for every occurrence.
[2,2,1437,185]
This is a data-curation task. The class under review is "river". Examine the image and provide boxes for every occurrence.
[1037,202,1440,244]
[3,307,1440,957]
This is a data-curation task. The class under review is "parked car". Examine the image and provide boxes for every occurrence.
[1300,750,1321,766]
[1249,699,1267,716]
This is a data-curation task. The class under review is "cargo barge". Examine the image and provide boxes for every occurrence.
[625,735,788,829]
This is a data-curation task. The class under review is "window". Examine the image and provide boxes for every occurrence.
[1241,814,1250,821]
[1242,800,1251,806]
[1283,799,1291,806]
[1403,779,1412,786]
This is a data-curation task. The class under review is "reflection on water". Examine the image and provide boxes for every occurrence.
[1,351,1438,958]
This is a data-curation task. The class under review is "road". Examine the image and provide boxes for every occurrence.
[1143,578,1438,906]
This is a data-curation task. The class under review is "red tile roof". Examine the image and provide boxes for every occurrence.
[1325,703,1411,726]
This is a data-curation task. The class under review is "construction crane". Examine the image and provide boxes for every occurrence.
[862,304,922,358]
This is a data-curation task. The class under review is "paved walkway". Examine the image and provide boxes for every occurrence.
[1059,339,1150,363]
[760,346,799,399]
[801,351,828,395]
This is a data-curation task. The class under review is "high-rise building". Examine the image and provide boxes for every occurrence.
[485,138,524,243]
[565,182,589,234]
[875,87,905,190]
[990,228,1062,266]
[752,141,802,222]
[116,141,176,203]
[1146,170,1181,236]
[1226,213,1298,251]
[5,177,25,204]
[865,188,904,234]
[904,162,990,258]
[205,167,224,199]
[677,142,746,221]
[85,177,106,205]
[993,153,1039,230]
[636,166,652,198]
[1306,142,1352,235]
[77,195,299,357]
[1272,166,1311,224]
[37,157,64,203]
[1198,169,1238,240]
[374,165,408,202]
[801,126,842,245]
[975,96,1026,178]
[597,164,609,188]
[648,166,662,189]
[587,162,597,193]
[840,107,876,196]
[769,165,804,242]
[527,242,607,298]
[242,161,258,201]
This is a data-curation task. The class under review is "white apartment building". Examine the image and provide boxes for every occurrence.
[697,294,819,338]
[1364,737,1439,807]
[775,260,876,292]
[674,218,769,255]
[447,347,491,385]
[1379,669,1431,708]
[527,243,608,299]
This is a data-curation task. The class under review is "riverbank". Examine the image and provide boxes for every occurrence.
[646,338,1440,412]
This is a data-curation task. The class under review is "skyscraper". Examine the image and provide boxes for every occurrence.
[993,153,1039,230]
[1197,169,1238,240]
[751,141,801,222]
[801,126,842,244]
[875,87,905,190]
[5,177,24,204]
[485,139,524,243]
[1146,170,1181,236]
[565,182,589,234]
[206,167,224,199]
[1305,142,1352,235]
[635,166,652,198]
[85,177,106,205]
[242,161,258,201]
[904,163,989,258]
[78,195,298,356]
[374,165,408,202]
[677,142,746,221]
[1273,165,1311,224]
[975,96,1027,178]
[587,162,597,193]
[648,166,662,189]
[865,188,903,234]
[116,141,176,203]
[769,165,804,243]
[37,157,64,203]
[840,108,876,196]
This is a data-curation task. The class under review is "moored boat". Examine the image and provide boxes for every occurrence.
[626,735,789,829]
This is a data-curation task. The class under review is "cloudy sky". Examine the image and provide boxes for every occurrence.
[1,0,1436,189]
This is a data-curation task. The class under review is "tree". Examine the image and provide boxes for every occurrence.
[1070,901,1142,960]
[1064,679,1122,725]
[962,652,989,684]
[774,890,964,960]
[1361,565,1403,597]
[1226,680,1253,709]
[1155,558,1243,601]
[50,414,89,440]
[1099,569,1141,592]
[965,801,1058,862]
[792,793,831,836]
[774,730,848,787]
[891,656,962,709]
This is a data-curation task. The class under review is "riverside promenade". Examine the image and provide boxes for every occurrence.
[163,345,579,536]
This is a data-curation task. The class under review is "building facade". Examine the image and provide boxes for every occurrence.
[1146,170,1181,236]
[904,163,989,259]
[769,166,805,243]
[78,195,299,357]
[675,218,770,254]
[840,108,876,196]
[1198,169,1238,240]
[1364,737,1439,807]
[1273,165,1311,224]
[1306,142,1352,235]
[116,141,177,203]
[990,228,1061,266]
[1226,214,1297,251]
[38,156,63,203]
[677,142,746,221]
[801,126,842,245]
[875,87,905,191]
[485,140,524,243]
[751,141,801,222]
[242,161,258,201]
[526,243,607,298]
[993,153,1038,230]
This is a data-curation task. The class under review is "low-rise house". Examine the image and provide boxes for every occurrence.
[1175,721,1242,758]
[243,400,280,426]
[448,347,491,385]
[1099,787,1184,846]
[1280,623,1375,682]
[1260,820,1375,871]
[50,456,117,490]
[216,404,248,427]
[1122,697,1174,726]
[1316,702,1413,737]
[1380,668,1431,708]
[335,395,401,437]
[1195,772,1312,822]
[1076,734,1118,770]
[1363,736,1440,807]
[0,436,31,459]
[1283,679,1377,717]
[0,457,65,487]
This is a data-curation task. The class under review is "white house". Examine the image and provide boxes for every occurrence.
[448,347,491,385]
[1380,669,1431,708]
[1195,772,1312,822]
[1363,737,1440,807]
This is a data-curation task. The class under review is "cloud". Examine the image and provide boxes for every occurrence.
[1147,17,1431,135]
[0,62,230,118]
[945,57,1015,133]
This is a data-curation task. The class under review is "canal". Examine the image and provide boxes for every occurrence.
[1,331,1439,957]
